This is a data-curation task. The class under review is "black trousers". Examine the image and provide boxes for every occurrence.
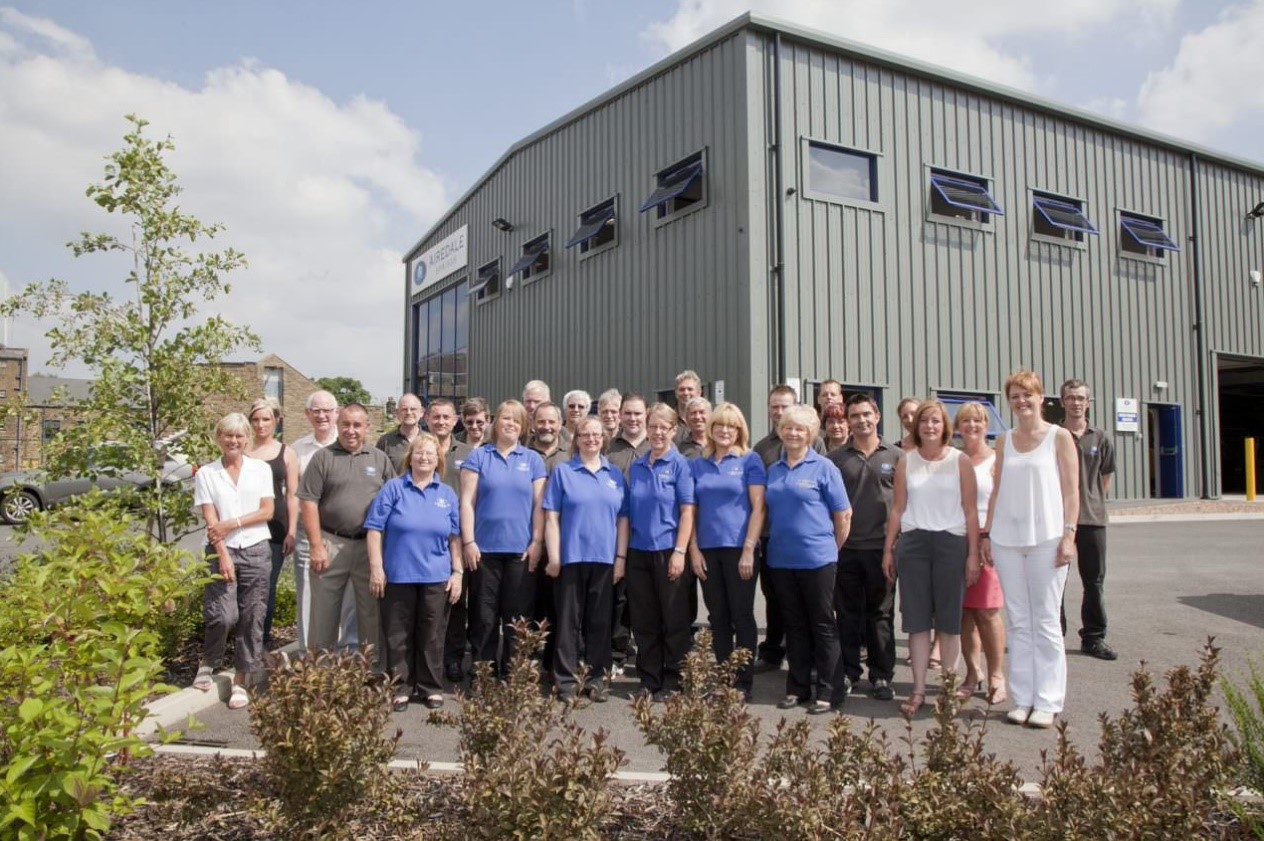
[700,547,758,690]
[612,579,633,663]
[533,556,558,668]
[442,567,476,673]
[756,538,786,664]
[769,563,840,703]
[381,582,449,698]
[835,547,895,683]
[626,549,695,693]
[470,552,536,676]
[553,562,614,695]
[1061,525,1108,642]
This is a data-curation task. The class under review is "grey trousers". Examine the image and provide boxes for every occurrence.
[294,529,358,652]
[203,540,272,685]
[308,532,381,664]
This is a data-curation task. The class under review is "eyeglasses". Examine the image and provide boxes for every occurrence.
[576,432,604,439]
[309,407,337,415]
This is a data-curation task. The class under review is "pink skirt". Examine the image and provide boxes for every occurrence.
[963,563,1003,610]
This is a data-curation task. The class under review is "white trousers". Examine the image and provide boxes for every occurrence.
[294,530,358,652]
[991,538,1069,713]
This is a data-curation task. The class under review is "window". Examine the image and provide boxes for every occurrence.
[929,170,1003,225]
[506,233,551,285]
[805,141,878,204]
[937,391,1008,438]
[1119,212,1180,260]
[1032,192,1098,243]
[565,198,618,256]
[468,259,501,302]
[640,151,706,221]
[263,366,284,436]
[42,419,61,443]
[412,279,469,402]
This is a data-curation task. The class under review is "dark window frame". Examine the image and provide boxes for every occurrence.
[927,168,1003,228]
[641,149,708,225]
[1031,190,1097,248]
[1118,210,1180,263]
[469,258,502,303]
[937,390,1009,439]
[507,232,552,286]
[802,138,882,208]
[566,197,619,258]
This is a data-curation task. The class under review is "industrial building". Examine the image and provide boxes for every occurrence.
[401,13,1264,500]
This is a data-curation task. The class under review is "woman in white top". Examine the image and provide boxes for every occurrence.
[982,371,1080,729]
[883,401,979,717]
[953,402,1007,705]
[192,412,276,710]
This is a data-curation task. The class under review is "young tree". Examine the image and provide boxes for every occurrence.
[1,114,259,541]
[315,376,372,407]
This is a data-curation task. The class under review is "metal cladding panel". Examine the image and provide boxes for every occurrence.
[407,34,755,415]
[763,34,1204,498]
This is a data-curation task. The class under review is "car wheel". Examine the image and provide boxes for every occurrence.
[1,490,41,525]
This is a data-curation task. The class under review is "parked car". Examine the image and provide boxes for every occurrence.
[0,442,195,525]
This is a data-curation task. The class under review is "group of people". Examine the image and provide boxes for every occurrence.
[192,369,1117,728]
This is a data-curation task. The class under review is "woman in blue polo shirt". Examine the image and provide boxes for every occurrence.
[688,402,766,699]
[625,403,697,700]
[542,414,629,702]
[764,404,852,715]
[460,399,547,678]
[366,432,463,712]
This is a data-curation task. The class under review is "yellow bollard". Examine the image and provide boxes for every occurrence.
[1248,438,1257,502]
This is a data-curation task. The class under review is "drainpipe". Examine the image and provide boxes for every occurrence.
[771,32,787,386]
[1188,152,1212,499]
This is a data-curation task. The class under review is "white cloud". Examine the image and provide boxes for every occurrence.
[644,0,1177,92]
[1137,0,1264,144]
[0,9,447,401]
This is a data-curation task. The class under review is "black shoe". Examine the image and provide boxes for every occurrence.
[651,689,672,703]
[392,696,410,713]
[586,685,609,703]
[806,700,833,715]
[870,678,895,701]
[444,662,463,682]
[754,659,783,674]
[777,695,805,710]
[424,695,444,710]
[1082,640,1118,661]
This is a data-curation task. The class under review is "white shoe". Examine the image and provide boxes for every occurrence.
[1005,707,1032,725]
[611,663,624,678]
[1026,710,1056,729]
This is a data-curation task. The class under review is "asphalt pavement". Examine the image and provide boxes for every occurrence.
[157,519,1264,781]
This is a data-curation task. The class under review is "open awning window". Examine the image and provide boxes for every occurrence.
[467,261,500,296]
[1033,195,1099,235]
[506,240,550,277]
[1120,216,1180,251]
[930,173,1004,216]
[564,206,616,249]
[639,160,703,213]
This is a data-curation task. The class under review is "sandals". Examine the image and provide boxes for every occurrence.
[987,684,1008,706]
[192,666,214,692]
[956,679,980,700]
[228,684,250,710]
[392,695,410,713]
[900,691,926,719]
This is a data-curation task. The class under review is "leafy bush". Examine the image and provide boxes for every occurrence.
[1225,659,1264,795]
[270,564,298,631]
[432,621,626,840]
[0,498,200,840]
[250,648,400,838]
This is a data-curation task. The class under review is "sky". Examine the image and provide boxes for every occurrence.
[1,0,1262,401]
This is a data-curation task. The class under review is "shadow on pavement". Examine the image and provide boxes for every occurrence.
[1177,593,1264,629]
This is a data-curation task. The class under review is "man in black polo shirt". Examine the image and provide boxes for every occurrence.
[605,392,649,673]
[530,401,569,670]
[299,403,393,661]
[827,394,899,700]
[1060,379,1118,661]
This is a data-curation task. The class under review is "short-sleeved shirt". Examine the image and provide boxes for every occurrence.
[626,448,696,552]
[1071,425,1115,527]
[764,449,850,569]
[460,443,547,554]
[291,433,334,475]
[297,442,394,537]
[542,456,629,565]
[375,427,418,475]
[828,438,899,550]
[606,436,650,475]
[531,443,570,474]
[443,439,472,493]
[691,450,767,550]
[364,473,459,585]
[194,456,275,549]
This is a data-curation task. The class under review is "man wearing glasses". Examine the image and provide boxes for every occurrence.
[1059,379,1118,661]
[375,393,424,474]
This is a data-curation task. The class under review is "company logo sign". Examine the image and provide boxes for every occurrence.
[413,225,468,291]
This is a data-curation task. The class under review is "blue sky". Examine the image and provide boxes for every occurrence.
[2,0,1261,399]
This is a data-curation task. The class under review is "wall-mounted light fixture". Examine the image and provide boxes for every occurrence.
[1153,380,1169,391]
[1246,201,1264,220]
[491,217,514,232]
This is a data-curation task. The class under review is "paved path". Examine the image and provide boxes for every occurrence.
[172,519,1262,781]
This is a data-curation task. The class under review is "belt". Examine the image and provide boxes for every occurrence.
[325,528,367,541]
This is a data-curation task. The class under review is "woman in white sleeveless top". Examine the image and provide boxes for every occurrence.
[882,401,980,718]
[982,371,1080,729]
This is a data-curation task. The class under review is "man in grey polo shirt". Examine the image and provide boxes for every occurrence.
[375,392,423,473]
[1060,379,1118,661]
[299,403,393,660]
[827,394,899,701]
[530,401,569,670]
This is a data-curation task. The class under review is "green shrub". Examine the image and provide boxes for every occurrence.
[270,564,298,630]
[250,648,400,838]
[0,497,200,840]
[432,621,625,840]
[1225,658,1264,795]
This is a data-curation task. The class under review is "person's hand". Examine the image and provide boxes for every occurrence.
[524,540,543,571]
[738,547,755,581]
[965,552,981,587]
[282,533,296,557]
[980,538,993,567]
[546,559,561,579]
[690,549,707,581]
[370,567,386,598]
[667,552,685,581]
[1056,535,1076,568]
[310,544,330,575]
[463,541,481,571]
[881,550,896,583]
[447,572,463,604]
[206,519,235,544]
[218,556,235,584]
[614,556,626,584]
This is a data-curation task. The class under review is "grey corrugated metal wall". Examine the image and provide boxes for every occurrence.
[407,33,758,416]
[749,30,1207,499]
